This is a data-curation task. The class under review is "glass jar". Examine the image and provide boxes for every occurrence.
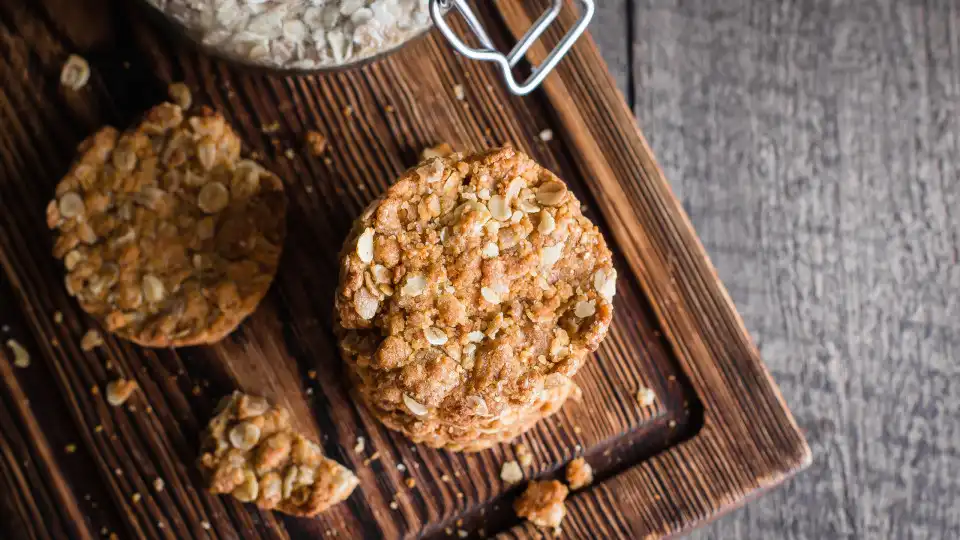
[139,0,595,95]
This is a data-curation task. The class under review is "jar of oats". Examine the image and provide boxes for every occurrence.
[140,0,595,94]
[142,0,436,71]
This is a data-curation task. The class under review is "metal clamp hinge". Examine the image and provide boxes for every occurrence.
[430,0,595,96]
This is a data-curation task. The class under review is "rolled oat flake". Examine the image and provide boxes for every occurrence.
[145,0,433,70]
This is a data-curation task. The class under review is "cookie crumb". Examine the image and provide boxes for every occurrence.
[363,451,380,465]
[53,311,64,324]
[565,457,593,490]
[306,131,328,156]
[262,121,281,134]
[354,436,365,454]
[65,443,77,454]
[153,477,165,492]
[453,84,465,101]
[284,148,296,160]
[514,480,568,531]
[6,339,30,368]
[636,386,656,407]
[456,530,468,538]
[168,82,192,109]
[80,329,104,351]
[516,443,533,468]
[405,477,416,488]
[131,492,141,504]
[60,55,90,90]
[538,129,554,142]
[201,521,211,530]
[105,378,137,406]
[500,460,523,484]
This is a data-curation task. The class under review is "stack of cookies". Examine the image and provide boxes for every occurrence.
[335,147,616,451]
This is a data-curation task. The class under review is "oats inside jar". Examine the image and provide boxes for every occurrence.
[142,0,438,70]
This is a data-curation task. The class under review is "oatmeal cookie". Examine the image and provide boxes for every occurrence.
[335,146,616,451]
[198,392,359,517]
[514,479,569,530]
[46,103,286,347]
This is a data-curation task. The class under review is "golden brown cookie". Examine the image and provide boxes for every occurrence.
[335,146,616,451]
[198,392,359,517]
[47,103,287,347]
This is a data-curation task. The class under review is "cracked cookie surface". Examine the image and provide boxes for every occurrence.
[335,146,616,451]
[47,103,286,347]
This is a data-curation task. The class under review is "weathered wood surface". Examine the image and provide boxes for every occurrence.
[594,1,960,538]
[0,0,809,538]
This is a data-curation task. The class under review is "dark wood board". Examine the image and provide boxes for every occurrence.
[0,1,809,538]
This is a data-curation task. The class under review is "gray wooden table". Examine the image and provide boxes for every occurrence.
[593,1,960,538]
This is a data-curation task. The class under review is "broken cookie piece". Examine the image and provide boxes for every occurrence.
[515,479,568,531]
[198,392,359,517]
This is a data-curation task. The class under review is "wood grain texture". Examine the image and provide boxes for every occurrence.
[0,0,809,538]
[590,0,960,538]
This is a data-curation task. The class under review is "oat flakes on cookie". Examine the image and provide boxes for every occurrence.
[199,392,359,517]
[46,103,286,347]
[335,146,617,452]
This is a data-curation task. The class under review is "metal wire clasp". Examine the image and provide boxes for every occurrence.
[430,0,595,96]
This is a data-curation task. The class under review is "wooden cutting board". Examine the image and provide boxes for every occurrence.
[0,1,810,538]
